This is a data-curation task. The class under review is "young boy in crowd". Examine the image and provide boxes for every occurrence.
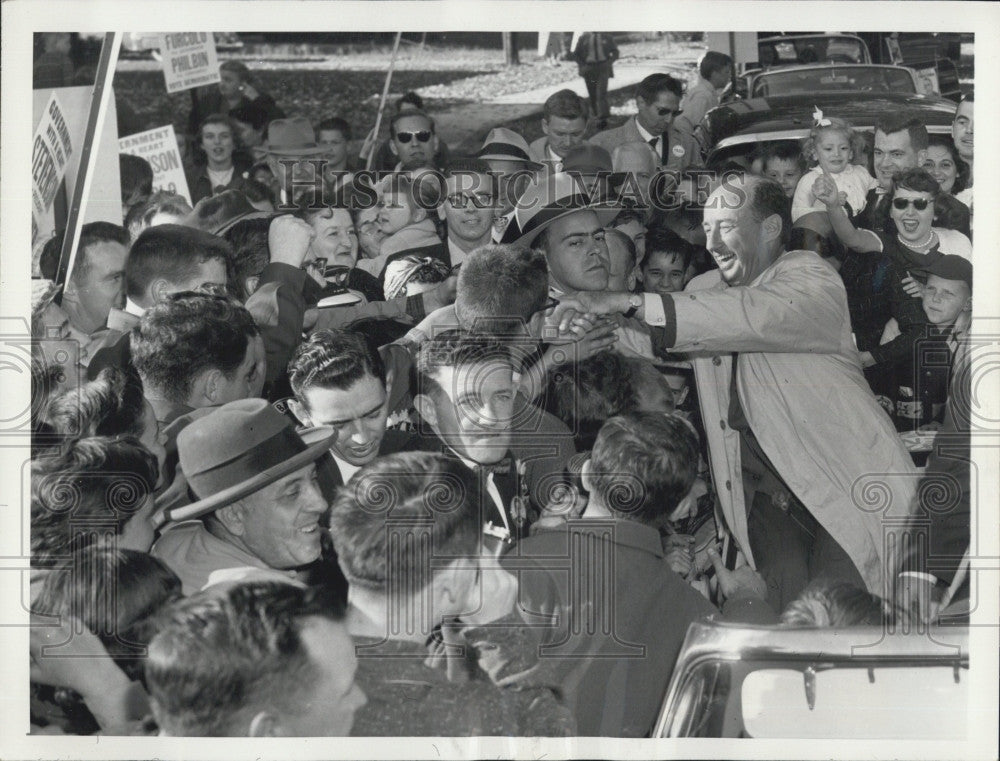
[760,140,807,199]
[893,255,973,432]
[640,227,693,297]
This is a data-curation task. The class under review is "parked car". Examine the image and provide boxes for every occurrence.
[740,63,922,100]
[696,91,957,169]
[653,621,969,738]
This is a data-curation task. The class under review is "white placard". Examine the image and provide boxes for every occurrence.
[30,92,73,226]
[119,124,192,203]
[159,32,221,94]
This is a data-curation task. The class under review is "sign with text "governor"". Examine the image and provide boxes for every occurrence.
[31,92,73,225]
[119,124,192,204]
[159,33,221,94]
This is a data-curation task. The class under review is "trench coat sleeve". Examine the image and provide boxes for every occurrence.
[655,251,848,356]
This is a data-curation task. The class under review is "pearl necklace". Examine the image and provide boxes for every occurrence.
[898,229,935,250]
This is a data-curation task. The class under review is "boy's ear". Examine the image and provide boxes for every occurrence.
[411,204,428,223]
[580,458,594,492]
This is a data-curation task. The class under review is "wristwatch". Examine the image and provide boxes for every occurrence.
[623,293,642,319]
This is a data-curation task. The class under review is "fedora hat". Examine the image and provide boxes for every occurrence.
[181,189,272,236]
[477,128,544,170]
[163,398,335,523]
[262,116,330,156]
[499,171,619,247]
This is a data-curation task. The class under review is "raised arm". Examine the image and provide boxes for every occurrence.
[813,171,881,253]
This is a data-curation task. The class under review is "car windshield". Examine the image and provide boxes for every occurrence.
[759,36,868,66]
[752,66,917,97]
[741,665,968,739]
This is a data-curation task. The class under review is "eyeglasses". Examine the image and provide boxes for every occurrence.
[656,107,684,117]
[323,265,352,286]
[396,130,433,144]
[446,192,495,209]
[528,296,560,319]
[302,257,327,274]
[892,198,931,211]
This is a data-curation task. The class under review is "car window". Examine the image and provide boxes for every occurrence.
[752,66,916,97]
[759,36,868,66]
[741,666,968,739]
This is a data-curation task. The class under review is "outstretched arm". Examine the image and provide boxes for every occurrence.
[814,171,881,253]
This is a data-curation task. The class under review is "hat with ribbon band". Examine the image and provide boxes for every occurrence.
[499,171,620,247]
[478,127,544,171]
[163,398,335,523]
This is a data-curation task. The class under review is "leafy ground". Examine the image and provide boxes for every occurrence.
[113,35,699,143]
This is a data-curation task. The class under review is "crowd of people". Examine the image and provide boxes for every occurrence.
[27,49,975,738]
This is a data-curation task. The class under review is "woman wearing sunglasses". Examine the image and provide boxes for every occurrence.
[815,167,971,396]
[816,167,972,265]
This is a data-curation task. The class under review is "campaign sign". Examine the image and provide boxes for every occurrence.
[31,92,73,223]
[119,125,192,203]
[159,32,221,94]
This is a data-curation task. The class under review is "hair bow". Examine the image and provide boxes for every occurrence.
[813,107,831,127]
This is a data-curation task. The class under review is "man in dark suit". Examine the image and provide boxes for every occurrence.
[856,111,970,237]
[590,73,701,173]
[572,32,619,128]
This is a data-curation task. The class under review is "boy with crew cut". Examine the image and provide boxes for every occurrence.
[510,412,772,737]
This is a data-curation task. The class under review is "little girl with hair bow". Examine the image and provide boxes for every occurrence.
[790,108,878,224]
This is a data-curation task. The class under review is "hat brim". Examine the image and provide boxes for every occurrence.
[500,204,621,247]
[161,426,336,524]
[261,144,331,157]
[213,209,275,236]
[478,152,545,171]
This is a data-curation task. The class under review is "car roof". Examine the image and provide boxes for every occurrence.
[705,92,956,154]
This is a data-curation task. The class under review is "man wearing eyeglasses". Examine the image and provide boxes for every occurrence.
[438,159,499,268]
[590,73,702,174]
[389,110,443,172]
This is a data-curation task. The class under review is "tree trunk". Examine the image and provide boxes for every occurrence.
[503,32,520,66]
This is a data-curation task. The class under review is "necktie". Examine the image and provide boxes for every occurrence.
[648,135,659,159]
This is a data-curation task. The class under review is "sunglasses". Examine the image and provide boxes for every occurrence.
[656,107,684,117]
[396,130,433,144]
[892,198,931,211]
